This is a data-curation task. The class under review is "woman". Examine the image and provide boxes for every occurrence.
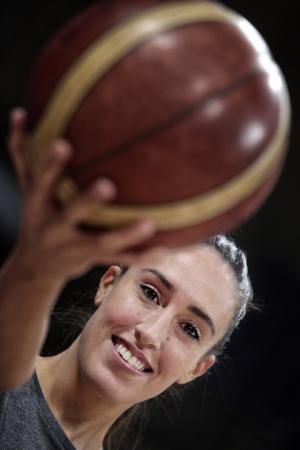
[0,110,253,450]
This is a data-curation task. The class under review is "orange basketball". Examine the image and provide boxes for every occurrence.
[25,0,290,246]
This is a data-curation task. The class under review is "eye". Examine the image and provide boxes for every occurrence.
[181,322,200,341]
[140,284,160,305]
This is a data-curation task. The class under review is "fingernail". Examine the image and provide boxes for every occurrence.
[54,139,72,158]
[93,178,116,199]
[10,107,26,122]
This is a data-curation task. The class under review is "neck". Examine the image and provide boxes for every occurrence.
[36,339,130,450]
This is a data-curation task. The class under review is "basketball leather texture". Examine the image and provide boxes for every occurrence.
[25,0,291,246]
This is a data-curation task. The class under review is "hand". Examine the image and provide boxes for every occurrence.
[7,108,156,282]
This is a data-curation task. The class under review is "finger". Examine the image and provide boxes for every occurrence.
[8,108,29,190]
[53,221,155,263]
[31,139,72,208]
[92,243,169,266]
[91,252,136,265]
[73,250,137,278]
[95,220,156,254]
[64,178,116,224]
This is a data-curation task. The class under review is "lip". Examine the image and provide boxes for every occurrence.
[112,335,153,373]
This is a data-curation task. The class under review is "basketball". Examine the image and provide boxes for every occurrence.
[25,0,291,246]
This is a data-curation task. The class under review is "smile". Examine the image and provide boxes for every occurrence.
[112,335,153,374]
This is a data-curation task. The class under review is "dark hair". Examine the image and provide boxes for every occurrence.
[205,234,254,356]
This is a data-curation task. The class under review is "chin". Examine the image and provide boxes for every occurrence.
[77,333,156,405]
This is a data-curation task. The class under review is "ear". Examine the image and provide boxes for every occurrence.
[94,265,123,307]
[176,354,216,385]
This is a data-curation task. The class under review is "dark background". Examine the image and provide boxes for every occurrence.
[0,1,299,449]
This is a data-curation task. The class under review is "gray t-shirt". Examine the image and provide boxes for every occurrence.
[0,372,76,449]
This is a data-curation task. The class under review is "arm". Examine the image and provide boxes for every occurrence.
[0,249,65,390]
[0,109,155,391]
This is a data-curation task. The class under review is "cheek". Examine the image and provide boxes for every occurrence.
[100,294,143,329]
[159,340,198,381]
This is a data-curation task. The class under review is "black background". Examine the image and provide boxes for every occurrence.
[0,1,299,449]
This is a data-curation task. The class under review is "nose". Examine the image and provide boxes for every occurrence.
[134,312,170,351]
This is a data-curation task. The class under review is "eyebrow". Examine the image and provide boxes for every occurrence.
[140,268,216,336]
[141,268,175,291]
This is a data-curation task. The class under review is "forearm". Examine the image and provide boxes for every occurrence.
[0,109,155,391]
[0,248,65,391]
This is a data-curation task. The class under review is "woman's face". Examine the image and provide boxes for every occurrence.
[78,245,237,406]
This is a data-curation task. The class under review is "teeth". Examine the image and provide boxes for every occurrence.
[115,343,146,371]
[123,351,130,361]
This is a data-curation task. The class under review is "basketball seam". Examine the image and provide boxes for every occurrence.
[70,66,265,176]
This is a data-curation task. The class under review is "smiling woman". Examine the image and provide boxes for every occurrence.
[0,111,254,450]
